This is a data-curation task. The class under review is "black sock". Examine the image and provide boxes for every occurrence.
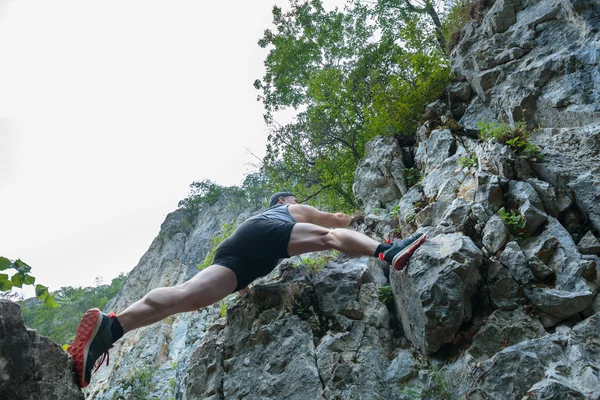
[110,315,124,342]
[374,243,391,257]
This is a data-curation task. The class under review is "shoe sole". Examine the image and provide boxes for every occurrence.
[392,234,426,271]
[67,308,102,388]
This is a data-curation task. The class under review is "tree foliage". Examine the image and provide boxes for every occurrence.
[255,0,451,211]
[20,273,127,345]
[0,256,58,307]
[375,0,447,52]
[178,169,276,215]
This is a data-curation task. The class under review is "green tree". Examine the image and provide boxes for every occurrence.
[178,179,244,213]
[178,169,275,215]
[376,0,446,52]
[255,0,450,210]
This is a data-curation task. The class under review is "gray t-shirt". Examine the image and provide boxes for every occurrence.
[248,204,297,224]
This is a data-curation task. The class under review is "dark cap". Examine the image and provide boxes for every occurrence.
[269,192,295,207]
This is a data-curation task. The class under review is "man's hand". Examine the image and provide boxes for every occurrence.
[335,212,352,227]
[350,212,364,224]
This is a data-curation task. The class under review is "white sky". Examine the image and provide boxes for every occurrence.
[0,0,345,298]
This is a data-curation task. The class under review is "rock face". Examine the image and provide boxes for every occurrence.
[0,300,84,400]
[452,0,600,130]
[451,0,600,234]
[184,259,397,400]
[474,314,600,400]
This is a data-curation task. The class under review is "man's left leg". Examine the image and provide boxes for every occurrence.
[286,223,426,267]
[286,223,379,257]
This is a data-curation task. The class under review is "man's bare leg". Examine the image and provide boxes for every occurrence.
[287,223,380,257]
[117,265,237,333]
[68,265,237,387]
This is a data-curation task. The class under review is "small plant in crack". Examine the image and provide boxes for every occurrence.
[477,119,543,162]
[498,209,527,240]
[378,286,393,304]
[405,168,422,187]
[440,118,461,132]
[388,205,400,221]
[459,153,478,168]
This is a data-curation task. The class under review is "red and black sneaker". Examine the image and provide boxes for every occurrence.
[67,308,117,388]
[379,232,427,271]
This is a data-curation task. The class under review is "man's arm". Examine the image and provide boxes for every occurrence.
[288,204,352,228]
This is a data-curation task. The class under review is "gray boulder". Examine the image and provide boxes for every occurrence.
[313,258,368,319]
[414,129,456,175]
[353,136,407,212]
[520,200,549,236]
[221,316,322,400]
[0,300,84,400]
[316,324,391,400]
[482,213,509,254]
[521,217,589,291]
[487,259,526,310]
[184,322,226,400]
[577,230,600,256]
[475,314,600,400]
[580,255,598,283]
[476,141,514,178]
[526,380,588,400]
[528,255,556,280]
[500,241,534,284]
[525,287,593,320]
[507,180,544,211]
[391,234,482,354]
[465,308,546,363]
[527,178,571,217]
[473,172,504,226]
[385,349,421,389]
[439,198,472,234]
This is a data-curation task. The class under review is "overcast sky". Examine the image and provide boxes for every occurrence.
[0,0,345,298]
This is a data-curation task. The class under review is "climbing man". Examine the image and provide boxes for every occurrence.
[67,192,426,388]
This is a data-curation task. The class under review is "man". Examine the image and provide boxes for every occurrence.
[67,192,425,388]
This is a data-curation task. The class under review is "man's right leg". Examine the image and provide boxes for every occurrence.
[117,265,237,332]
[68,265,237,387]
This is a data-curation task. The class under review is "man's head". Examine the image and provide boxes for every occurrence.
[269,191,297,207]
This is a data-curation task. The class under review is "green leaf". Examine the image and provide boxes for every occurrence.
[0,257,12,271]
[0,274,13,291]
[36,284,49,299]
[22,274,36,285]
[11,273,23,288]
[43,296,60,308]
[14,259,32,273]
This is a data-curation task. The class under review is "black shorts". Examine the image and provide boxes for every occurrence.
[213,217,295,292]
